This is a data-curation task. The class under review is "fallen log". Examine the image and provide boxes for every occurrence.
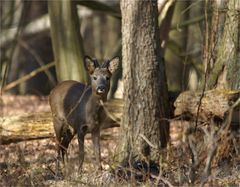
[0,112,53,144]
[0,99,123,145]
[174,89,240,123]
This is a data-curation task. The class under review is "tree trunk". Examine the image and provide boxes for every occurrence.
[48,0,88,83]
[119,0,170,165]
[164,1,190,91]
[206,0,240,89]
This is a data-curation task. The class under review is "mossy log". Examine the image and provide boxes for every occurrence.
[0,99,123,145]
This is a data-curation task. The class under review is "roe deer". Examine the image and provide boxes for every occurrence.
[49,56,120,170]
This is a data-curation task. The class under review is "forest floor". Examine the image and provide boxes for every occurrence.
[0,94,239,186]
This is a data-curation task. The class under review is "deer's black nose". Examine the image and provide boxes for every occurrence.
[96,86,106,94]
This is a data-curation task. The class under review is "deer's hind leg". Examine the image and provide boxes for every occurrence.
[60,126,75,162]
[53,117,75,163]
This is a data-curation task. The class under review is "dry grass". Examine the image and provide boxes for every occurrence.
[0,95,239,186]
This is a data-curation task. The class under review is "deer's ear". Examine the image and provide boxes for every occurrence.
[108,57,120,74]
[84,56,99,74]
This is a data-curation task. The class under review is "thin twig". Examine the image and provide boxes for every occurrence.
[139,133,158,149]
[18,39,56,86]
[47,165,56,176]
[194,0,211,131]
[151,174,175,187]
[171,15,205,30]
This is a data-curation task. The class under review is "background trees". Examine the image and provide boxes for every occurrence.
[48,0,88,83]
[2,1,239,94]
[1,0,121,94]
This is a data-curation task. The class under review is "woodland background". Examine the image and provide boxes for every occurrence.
[0,0,240,186]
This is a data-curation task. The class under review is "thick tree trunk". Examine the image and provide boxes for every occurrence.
[48,0,88,83]
[119,0,170,165]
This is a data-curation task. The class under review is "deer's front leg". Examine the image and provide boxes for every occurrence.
[91,127,102,170]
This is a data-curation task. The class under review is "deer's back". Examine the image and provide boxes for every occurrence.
[49,80,92,129]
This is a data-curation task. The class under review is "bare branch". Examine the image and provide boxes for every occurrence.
[1,62,55,93]
[139,134,158,149]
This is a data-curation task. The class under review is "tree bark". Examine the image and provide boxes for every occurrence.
[48,0,88,83]
[119,0,170,165]
[206,0,240,89]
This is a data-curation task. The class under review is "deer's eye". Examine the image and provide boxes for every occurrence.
[93,76,97,80]
[106,76,110,80]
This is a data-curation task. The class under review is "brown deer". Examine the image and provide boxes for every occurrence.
[49,56,120,170]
